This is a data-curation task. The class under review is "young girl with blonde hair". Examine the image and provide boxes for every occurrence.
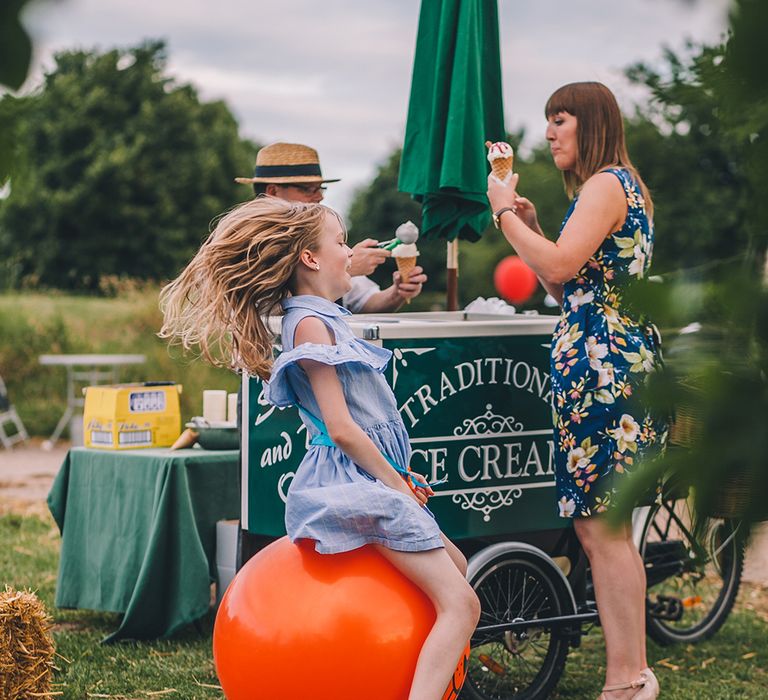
[159,196,480,700]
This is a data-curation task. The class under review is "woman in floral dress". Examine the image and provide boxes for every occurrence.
[487,82,666,700]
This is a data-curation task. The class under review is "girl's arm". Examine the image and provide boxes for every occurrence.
[294,316,427,504]
[487,172,627,285]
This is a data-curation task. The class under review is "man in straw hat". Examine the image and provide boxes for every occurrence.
[236,142,427,313]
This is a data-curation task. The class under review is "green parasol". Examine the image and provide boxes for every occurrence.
[399,0,505,309]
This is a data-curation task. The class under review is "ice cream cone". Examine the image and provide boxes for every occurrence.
[391,235,420,305]
[486,140,514,184]
[396,256,417,281]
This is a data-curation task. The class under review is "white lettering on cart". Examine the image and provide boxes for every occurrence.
[486,357,503,384]
[398,356,551,428]
[414,384,438,415]
[410,447,448,484]
[457,439,555,483]
[439,373,458,401]
[260,431,293,468]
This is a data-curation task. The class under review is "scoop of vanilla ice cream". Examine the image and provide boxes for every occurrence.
[486,141,514,162]
[394,220,419,244]
[391,242,419,258]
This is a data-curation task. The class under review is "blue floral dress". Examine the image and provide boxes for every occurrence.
[263,295,444,554]
[551,168,667,519]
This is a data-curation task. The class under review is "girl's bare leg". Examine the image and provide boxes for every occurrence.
[375,543,480,700]
[441,533,468,576]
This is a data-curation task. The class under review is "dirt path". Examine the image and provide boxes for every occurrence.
[2,440,767,586]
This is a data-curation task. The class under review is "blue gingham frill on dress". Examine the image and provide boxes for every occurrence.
[263,295,444,555]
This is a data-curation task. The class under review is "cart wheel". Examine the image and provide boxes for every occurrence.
[640,497,744,645]
[463,546,573,700]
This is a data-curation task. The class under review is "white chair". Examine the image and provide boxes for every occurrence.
[0,374,29,449]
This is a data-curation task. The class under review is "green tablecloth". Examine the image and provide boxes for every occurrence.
[47,447,239,642]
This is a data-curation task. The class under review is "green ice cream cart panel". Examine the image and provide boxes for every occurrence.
[242,315,564,539]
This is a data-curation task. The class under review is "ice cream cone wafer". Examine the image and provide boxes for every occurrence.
[396,257,417,304]
[490,157,513,183]
[396,256,417,281]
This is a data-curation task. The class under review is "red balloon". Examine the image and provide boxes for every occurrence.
[213,537,469,700]
[493,255,538,304]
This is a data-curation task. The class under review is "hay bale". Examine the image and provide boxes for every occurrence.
[0,586,56,699]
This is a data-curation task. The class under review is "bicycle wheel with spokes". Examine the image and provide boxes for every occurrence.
[463,553,571,700]
[640,498,744,645]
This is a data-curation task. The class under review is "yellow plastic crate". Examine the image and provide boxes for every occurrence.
[83,383,182,449]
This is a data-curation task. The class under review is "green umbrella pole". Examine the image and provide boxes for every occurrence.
[447,239,459,311]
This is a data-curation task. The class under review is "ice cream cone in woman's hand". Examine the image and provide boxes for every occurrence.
[486,140,514,184]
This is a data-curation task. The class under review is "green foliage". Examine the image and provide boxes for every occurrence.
[624,44,753,272]
[0,41,257,291]
[0,291,239,436]
[615,0,768,529]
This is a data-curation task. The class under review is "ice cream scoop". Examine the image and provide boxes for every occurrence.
[390,243,419,258]
[394,221,419,245]
[377,220,420,249]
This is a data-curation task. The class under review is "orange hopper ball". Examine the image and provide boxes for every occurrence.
[213,537,470,700]
[494,255,538,304]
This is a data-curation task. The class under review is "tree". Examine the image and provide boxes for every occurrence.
[623,44,751,273]
[0,41,257,291]
[615,0,768,530]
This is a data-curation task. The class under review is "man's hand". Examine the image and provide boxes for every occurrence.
[349,239,390,276]
[393,265,426,302]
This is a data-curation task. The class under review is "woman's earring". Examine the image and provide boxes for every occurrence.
[315,264,320,271]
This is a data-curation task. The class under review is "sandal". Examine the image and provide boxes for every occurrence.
[599,667,659,699]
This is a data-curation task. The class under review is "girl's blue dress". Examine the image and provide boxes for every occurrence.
[263,294,444,554]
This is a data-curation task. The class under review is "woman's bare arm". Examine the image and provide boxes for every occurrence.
[487,172,627,285]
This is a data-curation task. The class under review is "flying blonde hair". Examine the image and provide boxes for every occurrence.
[545,81,654,219]
[158,197,336,380]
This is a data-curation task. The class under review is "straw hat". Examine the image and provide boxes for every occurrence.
[235,142,340,185]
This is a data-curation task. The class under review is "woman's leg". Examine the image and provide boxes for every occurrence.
[375,544,480,700]
[624,522,649,670]
[574,516,647,699]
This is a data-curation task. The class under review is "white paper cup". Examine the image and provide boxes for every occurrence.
[203,390,227,423]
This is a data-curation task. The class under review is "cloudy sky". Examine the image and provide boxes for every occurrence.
[23,0,730,214]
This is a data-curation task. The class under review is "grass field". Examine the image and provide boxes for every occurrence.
[0,291,240,437]
[2,507,766,699]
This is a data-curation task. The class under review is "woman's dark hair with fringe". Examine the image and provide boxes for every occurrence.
[546,81,653,218]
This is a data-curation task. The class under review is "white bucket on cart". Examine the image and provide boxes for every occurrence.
[216,519,239,606]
